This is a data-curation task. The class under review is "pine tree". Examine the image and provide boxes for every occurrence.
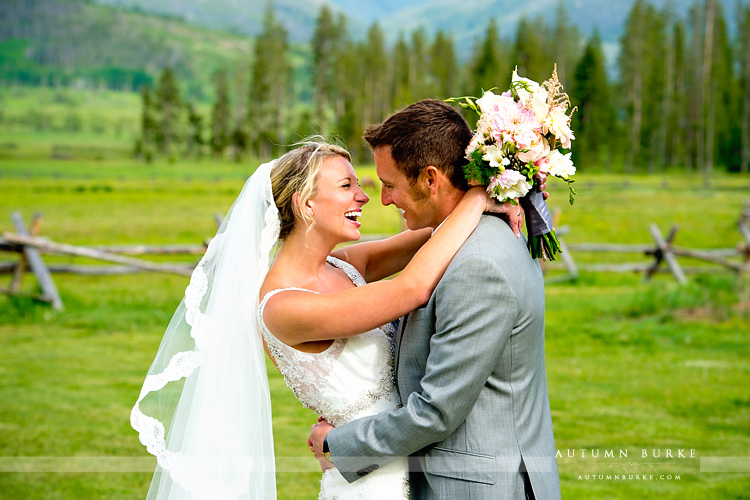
[641,7,666,173]
[332,13,350,127]
[248,1,290,158]
[155,67,182,159]
[702,0,717,183]
[672,20,689,168]
[430,30,457,99]
[338,38,366,161]
[312,4,337,135]
[185,103,203,159]
[391,33,411,109]
[513,17,547,83]
[138,85,158,163]
[409,28,428,100]
[211,68,231,158]
[470,18,503,94]
[619,0,651,171]
[572,29,615,170]
[740,5,750,175]
[362,23,388,128]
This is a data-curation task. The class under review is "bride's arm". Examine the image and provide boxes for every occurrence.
[331,201,524,283]
[330,229,432,283]
[262,187,492,346]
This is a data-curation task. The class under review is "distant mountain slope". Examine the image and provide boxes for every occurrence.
[91,0,743,47]
[93,0,340,41]
[0,0,254,99]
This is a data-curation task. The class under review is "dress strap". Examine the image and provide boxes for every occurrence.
[326,255,366,287]
[258,256,365,337]
[259,286,317,327]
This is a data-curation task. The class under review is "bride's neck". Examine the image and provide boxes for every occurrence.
[273,230,334,282]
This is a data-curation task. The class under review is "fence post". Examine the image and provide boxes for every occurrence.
[646,224,687,285]
[9,212,64,310]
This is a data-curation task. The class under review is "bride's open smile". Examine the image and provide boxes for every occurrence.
[305,155,369,242]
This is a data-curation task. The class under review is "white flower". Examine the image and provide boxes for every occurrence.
[487,169,532,201]
[466,132,485,158]
[517,133,550,164]
[512,68,551,123]
[482,144,509,169]
[476,90,515,115]
[543,107,575,149]
[546,150,576,179]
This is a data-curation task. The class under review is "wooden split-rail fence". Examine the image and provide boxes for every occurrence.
[2,203,750,310]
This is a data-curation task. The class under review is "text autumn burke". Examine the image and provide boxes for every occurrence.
[556,449,697,458]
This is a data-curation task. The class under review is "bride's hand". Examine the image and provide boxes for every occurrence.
[466,187,524,237]
[316,454,336,472]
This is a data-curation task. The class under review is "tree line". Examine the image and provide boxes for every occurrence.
[137,0,750,178]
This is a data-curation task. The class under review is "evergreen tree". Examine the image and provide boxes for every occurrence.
[155,67,182,159]
[338,38,366,161]
[619,0,652,171]
[332,13,350,126]
[138,85,157,163]
[211,68,231,158]
[552,1,582,88]
[363,23,388,126]
[513,16,547,83]
[312,4,337,135]
[409,28,428,100]
[571,29,615,170]
[430,30,457,99]
[709,2,734,172]
[671,20,689,168]
[185,103,203,159]
[248,1,290,158]
[391,33,411,109]
[641,7,666,173]
[469,19,503,94]
[740,5,750,175]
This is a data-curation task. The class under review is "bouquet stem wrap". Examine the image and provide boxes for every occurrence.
[520,189,561,261]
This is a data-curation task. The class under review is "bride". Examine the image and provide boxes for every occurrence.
[131,141,522,499]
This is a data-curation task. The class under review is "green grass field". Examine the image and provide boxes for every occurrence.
[2,114,750,498]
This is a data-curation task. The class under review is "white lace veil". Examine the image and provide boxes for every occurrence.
[131,160,280,500]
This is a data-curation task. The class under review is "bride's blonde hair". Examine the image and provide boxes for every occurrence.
[271,140,351,240]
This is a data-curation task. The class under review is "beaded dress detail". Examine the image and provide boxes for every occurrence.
[258,256,409,500]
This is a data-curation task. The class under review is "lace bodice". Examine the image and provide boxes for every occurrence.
[258,256,397,426]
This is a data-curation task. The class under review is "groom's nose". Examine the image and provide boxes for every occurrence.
[381,187,392,206]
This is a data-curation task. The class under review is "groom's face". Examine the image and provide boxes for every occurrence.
[374,146,437,230]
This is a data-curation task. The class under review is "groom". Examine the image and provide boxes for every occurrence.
[309,99,561,500]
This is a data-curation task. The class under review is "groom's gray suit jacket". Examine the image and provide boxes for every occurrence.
[327,214,561,500]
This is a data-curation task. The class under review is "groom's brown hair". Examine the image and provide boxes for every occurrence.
[363,99,471,190]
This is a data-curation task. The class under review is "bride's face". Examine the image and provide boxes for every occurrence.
[305,155,369,242]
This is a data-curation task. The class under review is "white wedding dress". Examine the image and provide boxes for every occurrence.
[258,255,410,500]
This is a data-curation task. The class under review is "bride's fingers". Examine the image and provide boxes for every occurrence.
[484,199,523,237]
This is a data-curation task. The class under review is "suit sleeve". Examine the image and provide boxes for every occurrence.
[327,250,518,482]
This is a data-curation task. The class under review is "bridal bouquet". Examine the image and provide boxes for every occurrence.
[447,65,576,261]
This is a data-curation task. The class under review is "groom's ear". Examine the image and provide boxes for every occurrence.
[422,166,442,196]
